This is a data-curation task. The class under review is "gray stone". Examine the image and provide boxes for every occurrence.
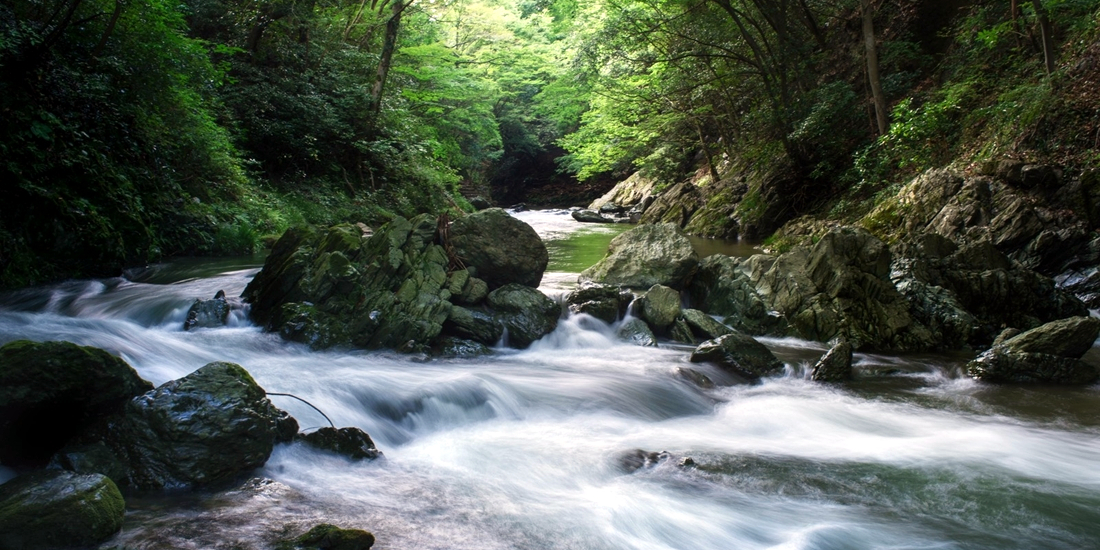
[298,427,382,460]
[638,284,681,331]
[443,306,503,346]
[967,347,1098,385]
[0,471,125,550]
[811,341,854,382]
[565,284,632,324]
[448,208,549,289]
[690,332,784,379]
[617,318,657,347]
[681,309,733,340]
[572,209,612,223]
[487,284,560,348]
[579,223,699,290]
[183,290,233,330]
[1000,316,1100,358]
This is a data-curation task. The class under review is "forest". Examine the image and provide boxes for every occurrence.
[1,0,1098,287]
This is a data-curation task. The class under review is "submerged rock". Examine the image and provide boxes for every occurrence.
[293,523,375,550]
[0,340,152,467]
[579,223,699,290]
[690,332,784,379]
[616,449,670,473]
[298,427,382,461]
[431,337,492,358]
[810,340,854,382]
[571,209,612,223]
[448,208,549,289]
[0,470,125,550]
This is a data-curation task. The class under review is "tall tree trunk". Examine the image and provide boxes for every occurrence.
[861,0,888,136]
[92,0,124,57]
[1031,0,1056,75]
[370,1,406,114]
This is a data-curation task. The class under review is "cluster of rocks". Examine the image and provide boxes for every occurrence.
[576,219,1098,385]
[241,208,561,354]
[0,340,380,549]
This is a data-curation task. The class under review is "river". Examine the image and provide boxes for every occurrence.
[2,210,1100,549]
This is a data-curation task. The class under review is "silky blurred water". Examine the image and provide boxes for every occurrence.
[2,209,1099,550]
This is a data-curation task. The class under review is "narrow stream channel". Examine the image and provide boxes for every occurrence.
[2,210,1099,550]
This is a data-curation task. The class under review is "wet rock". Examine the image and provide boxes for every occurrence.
[686,254,777,334]
[966,347,1098,385]
[243,218,453,350]
[638,284,681,332]
[999,316,1100,358]
[0,340,153,467]
[676,367,714,389]
[616,449,669,473]
[680,309,733,341]
[486,284,560,348]
[572,209,612,223]
[298,427,382,461]
[617,318,657,347]
[810,340,854,382]
[579,223,699,290]
[72,362,292,490]
[0,470,125,550]
[668,318,696,344]
[448,208,548,289]
[565,284,632,324]
[293,523,375,550]
[457,276,489,306]
[689,332,784,379]
[639,180,702,227]
[992,327,1022,347]
[431,337,492,358]
[442,306,503,346]
[184,290,234,330]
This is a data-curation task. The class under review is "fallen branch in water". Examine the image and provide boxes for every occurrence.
[267,392,336,428]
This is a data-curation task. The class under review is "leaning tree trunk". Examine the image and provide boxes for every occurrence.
[369,1,405,114]
[1031,0,1056,76]
[861,0,888,136]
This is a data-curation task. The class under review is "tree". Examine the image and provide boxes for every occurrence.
[861,0,888,135]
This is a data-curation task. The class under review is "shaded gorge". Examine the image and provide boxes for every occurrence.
[0,209,1099,549]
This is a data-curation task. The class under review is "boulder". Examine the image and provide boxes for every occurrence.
[565,284,632,324]
[966,347,1098,385]
[680,309,733,341]
[0,470,125,550]
[689,332,784,379]
[810,340,854,382]
[456,276,489,306]
[579,223,699,290]
[469,196,492,210]
[999,316,1100,358]
[486,284,560,348]
[447,208,548,289]
[298,427,382,460]
[617,318,657,347]
[293,523,375,550]
[242,217,453,351]
[72,362,292,490]
[442,306,503,346]
[571,209,612,223]
[638,285,681,332]
[668,318,696,344]
[0,340,153,467]
[183,290,235,330]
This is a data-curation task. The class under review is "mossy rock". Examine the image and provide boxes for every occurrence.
[293,523,375,550]
[0,470,125,549]
[0,340,152,467]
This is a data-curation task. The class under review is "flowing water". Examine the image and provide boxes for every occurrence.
[2,210,1100,549]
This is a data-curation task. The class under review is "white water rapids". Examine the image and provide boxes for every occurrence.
[2,210,1100,549]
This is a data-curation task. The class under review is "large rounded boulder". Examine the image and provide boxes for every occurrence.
[579,223,698,290]
[0,470,125,550]
[448,208,549,289]
[83,362,292,490]
[0,340,152,467]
